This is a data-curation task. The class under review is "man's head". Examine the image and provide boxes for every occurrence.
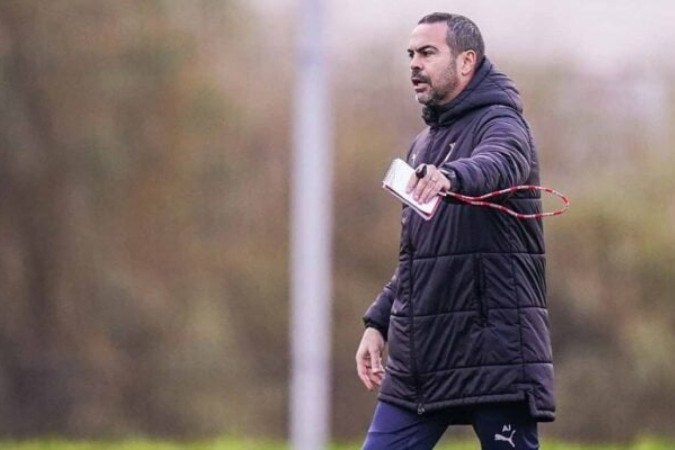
[408,13,484,106]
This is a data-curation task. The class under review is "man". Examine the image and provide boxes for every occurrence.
[355,13,555,450]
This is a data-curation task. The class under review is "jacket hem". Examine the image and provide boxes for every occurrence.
[378,389,555,422]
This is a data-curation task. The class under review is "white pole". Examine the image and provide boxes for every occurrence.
[290,0,332,449]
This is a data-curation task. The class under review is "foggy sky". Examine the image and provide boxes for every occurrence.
[252,0,675,74]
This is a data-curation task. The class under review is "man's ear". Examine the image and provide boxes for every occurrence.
[459,50,477,76]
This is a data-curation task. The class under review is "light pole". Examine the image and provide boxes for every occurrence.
[290,0,333,449]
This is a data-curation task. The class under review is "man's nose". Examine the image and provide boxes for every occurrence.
[409,54,422,71]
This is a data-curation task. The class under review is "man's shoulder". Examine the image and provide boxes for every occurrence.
[473,104,528,132]
[478,104,523,120]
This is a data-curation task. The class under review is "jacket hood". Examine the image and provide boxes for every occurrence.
[422,58,523,126]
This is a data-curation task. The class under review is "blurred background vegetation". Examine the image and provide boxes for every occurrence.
[0,0,674,445]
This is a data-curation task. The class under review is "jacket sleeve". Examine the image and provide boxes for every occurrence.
[362,266,398,340]
[441,108,532,196]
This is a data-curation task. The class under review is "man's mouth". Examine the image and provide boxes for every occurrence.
[412,77,429,92]
[410,76,429,91]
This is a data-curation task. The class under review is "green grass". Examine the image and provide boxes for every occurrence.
[0,437,673,450]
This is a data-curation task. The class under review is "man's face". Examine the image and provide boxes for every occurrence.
[408,22,459,106]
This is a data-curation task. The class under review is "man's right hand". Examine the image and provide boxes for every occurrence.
[355,327,386,391]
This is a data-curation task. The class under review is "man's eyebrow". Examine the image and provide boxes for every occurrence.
[407,45,438,54]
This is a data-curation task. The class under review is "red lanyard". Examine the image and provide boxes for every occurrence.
[441,185,570,220]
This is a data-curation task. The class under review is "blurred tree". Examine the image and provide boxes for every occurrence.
[0,0,287,438]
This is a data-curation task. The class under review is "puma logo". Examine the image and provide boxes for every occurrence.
[494,424,516,448]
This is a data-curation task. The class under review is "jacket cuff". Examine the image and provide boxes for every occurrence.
[363,319,388,341]
[439,166,462,193]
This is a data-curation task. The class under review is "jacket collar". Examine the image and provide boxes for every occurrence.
[422,57,522,126]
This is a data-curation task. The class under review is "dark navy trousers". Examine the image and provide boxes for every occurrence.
[363,401,538,450]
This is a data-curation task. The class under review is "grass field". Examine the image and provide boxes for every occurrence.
[0,437,673,450]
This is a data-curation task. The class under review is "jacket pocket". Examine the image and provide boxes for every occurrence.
[474,254,488,326]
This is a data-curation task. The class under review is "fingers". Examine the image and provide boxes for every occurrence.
[408,165,448,203]
[368,348,384,387]
[356,336,385,391]
[406,163,430,193]
[356,345,374,390]
[406,170,420,194]
[370,347,384,375]
[418,177,437,203]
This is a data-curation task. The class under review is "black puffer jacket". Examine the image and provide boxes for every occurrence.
[364,58,555,422]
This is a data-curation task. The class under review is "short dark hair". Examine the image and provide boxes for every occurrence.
[418,13,485,61]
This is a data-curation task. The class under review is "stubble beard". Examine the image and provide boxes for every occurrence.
[416,60,459,107]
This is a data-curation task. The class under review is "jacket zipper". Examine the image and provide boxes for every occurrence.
[406,232,424,414]
[409,128,439,415]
